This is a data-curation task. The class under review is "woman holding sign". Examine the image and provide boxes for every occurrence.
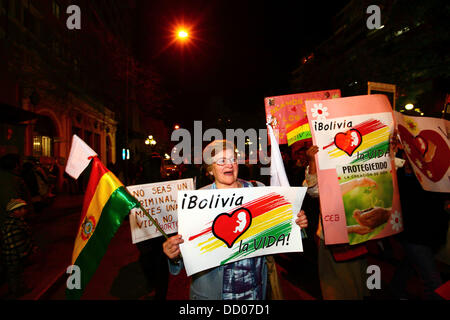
[303,144,371,300]
[163,140,308,300]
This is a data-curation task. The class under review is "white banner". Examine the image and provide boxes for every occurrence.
[178,187,306,276]
[127,178,194,243]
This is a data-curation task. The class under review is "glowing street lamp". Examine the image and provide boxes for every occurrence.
[177,29,189,40]
[145,135,157,146]
[405,103,414,110]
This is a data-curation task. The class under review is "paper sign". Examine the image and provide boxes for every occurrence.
[264,89,341,145]
[306,94,402,245]
[178,187,306,276]
[127,178,194,243]
[395,112,450,193]
[65,135,97,179]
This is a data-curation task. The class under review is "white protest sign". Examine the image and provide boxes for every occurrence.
[65,135,97,179]
[127,178,194,243]
[178,187,306,276]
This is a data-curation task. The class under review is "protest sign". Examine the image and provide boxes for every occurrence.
[127,178,194,244]
[395,112,450,193]
[337,160,397,245]
[178,187,306,276]
[264,89,341,145]
[306,94,402,245]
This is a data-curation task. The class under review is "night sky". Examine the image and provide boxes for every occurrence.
[137,1,350,130]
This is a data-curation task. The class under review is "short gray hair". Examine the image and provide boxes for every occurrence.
[202,140,237,171]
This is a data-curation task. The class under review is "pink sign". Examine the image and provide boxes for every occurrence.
[306,95,402,245]
[264,89,341,144]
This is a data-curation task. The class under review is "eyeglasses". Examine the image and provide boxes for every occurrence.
[215,158,237,166]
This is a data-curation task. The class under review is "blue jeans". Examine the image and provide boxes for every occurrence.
[391,240,442,299]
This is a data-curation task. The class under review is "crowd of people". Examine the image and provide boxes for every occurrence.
[126,138,448,301]
[0,153,55,298]
[0,133,448,300]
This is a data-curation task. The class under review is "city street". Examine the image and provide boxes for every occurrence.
[2,192,447,301]
[0,0,449,308]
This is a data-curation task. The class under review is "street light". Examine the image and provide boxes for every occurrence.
[145,135,157,146]
[177,29,189,40]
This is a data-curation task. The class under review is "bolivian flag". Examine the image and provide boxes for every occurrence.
[286,118,312,146]
[66,156,140,299]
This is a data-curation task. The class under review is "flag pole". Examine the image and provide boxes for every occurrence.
[128,191,183,261]
[124,189,169,240]
[267,120,307,239]
[137,202,168,240]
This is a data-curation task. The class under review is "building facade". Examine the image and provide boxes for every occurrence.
[291,0,449,117]
[0,0,158,190]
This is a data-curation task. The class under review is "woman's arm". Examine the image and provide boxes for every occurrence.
[303,145,319,198]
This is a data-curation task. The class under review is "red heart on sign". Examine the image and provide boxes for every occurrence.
[212,208,252,248]
[334,129,362,156]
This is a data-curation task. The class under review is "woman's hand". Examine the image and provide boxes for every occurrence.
[295,210,308,229]
[306,145,319,175]
[306,145,319,162]
[162,234,184,260]
[390,130,401,155]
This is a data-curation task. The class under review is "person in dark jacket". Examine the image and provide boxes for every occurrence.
[390,151,449,299]
[135,153,169,300]
[1,199,36,298]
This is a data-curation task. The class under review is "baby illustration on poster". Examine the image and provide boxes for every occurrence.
[305,94,403,245]
[177,187,306,276]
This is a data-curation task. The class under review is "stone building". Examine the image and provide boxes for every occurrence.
[0,0,163,190]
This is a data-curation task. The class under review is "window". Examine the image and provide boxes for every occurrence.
[9,0,21,21]
[94,133,101,154]
[52,0,60,19]
[73,58,79,72]
[52,37,61,56]
[23,7,35,33]
[33,136,53,157]
[72,126,81,137]
[84,130,93,146]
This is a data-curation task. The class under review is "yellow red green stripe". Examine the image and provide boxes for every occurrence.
[66,157,139,300]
